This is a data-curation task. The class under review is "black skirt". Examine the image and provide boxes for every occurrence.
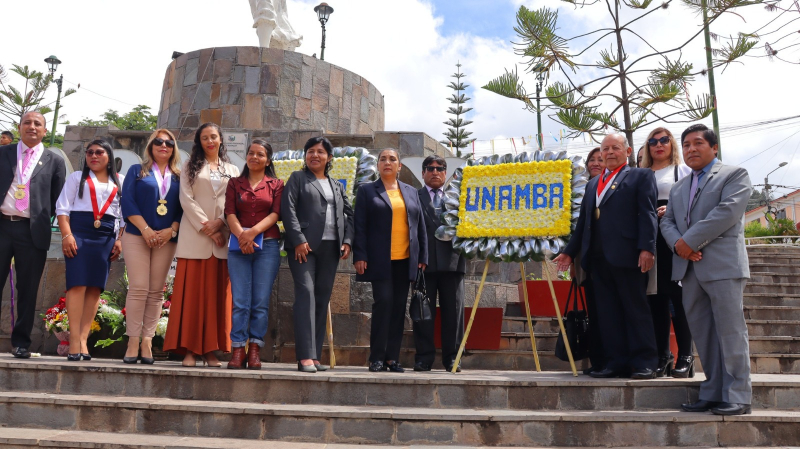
[65,211,116,290]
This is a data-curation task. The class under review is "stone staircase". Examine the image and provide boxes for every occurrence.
[0,357,799,447]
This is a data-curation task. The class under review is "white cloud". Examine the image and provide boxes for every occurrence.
[1,0,797,186]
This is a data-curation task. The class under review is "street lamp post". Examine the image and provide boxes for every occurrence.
[533,64,547,150]
[44,55,63,148]
[314,3,334,61]
[764,161,788,219]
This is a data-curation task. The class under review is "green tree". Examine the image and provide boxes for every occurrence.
[441,63,474,157]
[0,64,76,132]
[483,2,761,164]
[77,105,158,131]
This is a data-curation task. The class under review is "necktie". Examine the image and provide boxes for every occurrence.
[432,189,443,209]
[686,171,701,225]
[15,148,33,211]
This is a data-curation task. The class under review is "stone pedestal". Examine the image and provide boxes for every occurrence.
[157,47,385,141]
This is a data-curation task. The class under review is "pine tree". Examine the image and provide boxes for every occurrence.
[441,62,474,157]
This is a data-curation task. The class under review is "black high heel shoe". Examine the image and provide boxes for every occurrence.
[656,353,674,377]
[672,355,695,378]
[80,353,92,361]
[66,354,81,361]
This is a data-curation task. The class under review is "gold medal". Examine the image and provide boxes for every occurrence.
[157,199,168,216]
[594,208,600,220]
[94,219,101,229]
[14,190,26,200]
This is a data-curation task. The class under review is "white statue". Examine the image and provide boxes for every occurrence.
[249,0,303,51]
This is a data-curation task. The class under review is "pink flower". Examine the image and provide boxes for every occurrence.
[163,301,171,309]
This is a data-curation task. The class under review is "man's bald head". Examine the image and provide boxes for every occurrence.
[18,111,48,147]
[600,133,632,171]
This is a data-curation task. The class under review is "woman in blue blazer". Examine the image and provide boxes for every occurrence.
[353,148,427,373]
[120,129,183,364]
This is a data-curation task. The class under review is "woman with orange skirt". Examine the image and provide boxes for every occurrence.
[163,122,240,367]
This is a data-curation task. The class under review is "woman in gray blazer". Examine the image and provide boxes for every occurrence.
[281,137,354,373]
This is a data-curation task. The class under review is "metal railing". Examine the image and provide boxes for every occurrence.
[745,235,800,247]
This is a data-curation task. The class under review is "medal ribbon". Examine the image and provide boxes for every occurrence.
[596,164,625,198]
[152,165,171,200]
[16,142,42,187]
[86,177,118,223]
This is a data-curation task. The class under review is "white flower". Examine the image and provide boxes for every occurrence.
[155,317,169,338]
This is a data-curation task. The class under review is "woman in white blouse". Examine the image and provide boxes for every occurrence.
[640,127,694,378]
[56,140,124,361]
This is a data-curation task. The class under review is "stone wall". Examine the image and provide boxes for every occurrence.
[156,47,385,138]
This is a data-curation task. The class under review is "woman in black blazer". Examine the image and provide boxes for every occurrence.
[282,137,354,373]
[353,148,427,373]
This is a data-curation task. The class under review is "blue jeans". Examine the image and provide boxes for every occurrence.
[227,238,280,347]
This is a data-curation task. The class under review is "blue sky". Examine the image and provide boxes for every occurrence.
[430,0,519,40]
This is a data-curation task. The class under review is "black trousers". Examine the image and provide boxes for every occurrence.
[649,217,693,358]
[413,271,465,368]
[590,255,658,371]
[582,279,607,369]
[289,240,340,361]
[369,258,410,363]
[0,219,48,349]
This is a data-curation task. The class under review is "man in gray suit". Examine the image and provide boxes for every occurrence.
[661,123,753,416]
[0,112,66,358]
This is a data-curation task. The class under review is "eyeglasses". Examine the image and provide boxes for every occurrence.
[85,149,106,157]
[424,166,446,172]
[648,136,670,146]
[153,137,176,148]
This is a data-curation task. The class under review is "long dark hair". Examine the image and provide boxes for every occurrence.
[79,140,121,199]
[186,122,230,186]
[240,138,277,180]
[302,136,333,176]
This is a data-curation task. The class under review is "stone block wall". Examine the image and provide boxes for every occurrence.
[157,47,385,138]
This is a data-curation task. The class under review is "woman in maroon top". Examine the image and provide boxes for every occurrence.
[224,138,283,369]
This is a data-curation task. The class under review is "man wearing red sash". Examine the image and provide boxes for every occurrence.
[0,112,66,358]
[555,133,659,378]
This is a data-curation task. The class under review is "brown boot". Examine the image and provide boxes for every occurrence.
[227,347,247,369]
[247,343,262,370]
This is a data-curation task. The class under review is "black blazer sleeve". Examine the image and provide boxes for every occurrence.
[416,193,428,266]
[636,169,658,254]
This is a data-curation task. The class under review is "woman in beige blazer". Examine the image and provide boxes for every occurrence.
[164,122,240,367]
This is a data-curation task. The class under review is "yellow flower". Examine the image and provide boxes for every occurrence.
[90,321,101,332]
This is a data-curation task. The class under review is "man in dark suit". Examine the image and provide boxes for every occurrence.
[414,155,465,372]
[554,133,658,379]
[0,112,66,358]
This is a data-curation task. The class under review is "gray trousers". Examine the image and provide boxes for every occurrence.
[682,263,752,404]
[289,240,340,361]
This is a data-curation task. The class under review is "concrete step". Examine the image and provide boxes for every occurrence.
[743,293,800,307]
[749,336,800,354]
[745,282,800,295]
[4,358,800,411]
[744,305,800,320]
[751,354,800,374]
[749,272,800,284]
[1,391,799,447]
[748,263,800,274]
[746,319,800,336]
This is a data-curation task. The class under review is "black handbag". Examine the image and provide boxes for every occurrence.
[554,279,590,362]
[409,268,433,323]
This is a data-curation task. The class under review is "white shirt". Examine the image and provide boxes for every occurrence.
[56,171,125,231]
[653,164,692,201]
[596,167,622,204]
[317,179,337,241]
[0,141,45,218]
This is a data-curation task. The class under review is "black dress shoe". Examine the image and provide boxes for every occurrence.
[681,399,721,412]
[11,347,31,359]
[368,361,384,372]
[672,355,695,378]
[655,353,674,377]
[588,367,626,378]
[582,366,602,375]
[413,362,431,371]
[445,363,462,372]
[631,368,657,379]
[711,402,752,416]
[384,361,405,373]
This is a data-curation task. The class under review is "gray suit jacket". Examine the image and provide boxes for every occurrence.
[660,160,752,282]
[0,144,66,250]
[281,169,354,252]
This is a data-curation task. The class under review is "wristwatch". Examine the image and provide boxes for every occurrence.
[171,227,178,239]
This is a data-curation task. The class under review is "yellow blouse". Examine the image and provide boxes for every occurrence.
[387,189,410,260]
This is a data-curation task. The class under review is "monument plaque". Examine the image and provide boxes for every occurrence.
[225,132,249,159]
